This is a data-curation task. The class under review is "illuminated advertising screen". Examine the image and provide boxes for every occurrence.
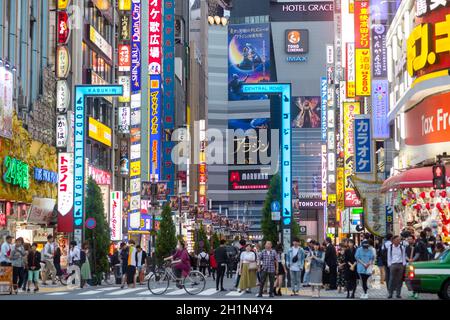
[228,170,271,190]
[291,96,321,128]
[228,23,271,101]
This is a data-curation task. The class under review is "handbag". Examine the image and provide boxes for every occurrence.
[292,251,299,263]
[248,262,258,270]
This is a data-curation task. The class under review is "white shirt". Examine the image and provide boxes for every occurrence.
[136,251,146,267]
[69,247,81,264]
[240,251,256,263]
[43,242,55,260]
[0,242,12,263]
[290,247,301,271]
[198,252,209,262]
[388,244,406,267]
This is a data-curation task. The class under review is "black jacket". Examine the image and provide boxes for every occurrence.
[27,251,41,270]
[214,246,229,265]
[325,244,338,267]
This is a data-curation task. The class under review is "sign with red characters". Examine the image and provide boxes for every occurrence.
[148,0,162,76]
[354,0,371,96]
[57,11,70,44]
[118,44,131,72]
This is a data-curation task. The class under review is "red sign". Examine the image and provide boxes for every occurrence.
[118,44,131,72]
[354,0,370,49]
[57,11,70,44]
[88,165,112,185]
[148,0,162,75]
[0,213,6,227]
[405,91,450,146]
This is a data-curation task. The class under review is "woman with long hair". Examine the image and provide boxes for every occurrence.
[344,239,358,298]
[309,241,325,298]
[274,244,287,296]
[238,244,258,293]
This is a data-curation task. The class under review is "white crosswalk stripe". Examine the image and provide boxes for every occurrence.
[226,290,245,296]
[96,287,119,291]
[198,288,219,296]
[106,288,143,295]
[166,289,187,295]
[78,290,102,295]
[46,292,70,295]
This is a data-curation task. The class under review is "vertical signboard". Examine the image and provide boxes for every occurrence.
[336,167,345,211]
[354,115,372,173]
[131,0,141,93]
[321,77,328,142]
[322,145,328,201]
[110,191,123,241]
[149,0,162,180]
[346,43,356,98]
[57,153,74,232]
[372,24,387,79]
[343,102,362,207]
[372,79,389,139]
[354,0,371,96]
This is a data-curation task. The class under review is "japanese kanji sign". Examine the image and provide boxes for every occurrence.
[354,0,372,96]
[58,153,74,232]
[354,115,373,173]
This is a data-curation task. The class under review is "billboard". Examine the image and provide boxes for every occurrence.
[88,117,112,147]
[285,29,309,53]
[320,77,328,141]
[228,118,271,165]
[343,102,362,207]
[118,106,130,133]
[120,139,129,175]
[372,80,389,139]
[372,24,388,78]
[0,67,13,139]
[131,0,141,93]
[346,43,356,98]
[354,0,371,96]
[57,153,73,232]
[354,115,372,173]
[228,23,271,101]
[228,170,271,190]
[118,44,131,72]
[149,78,161,179]
[291,97,321,128]
[110,191,123,241]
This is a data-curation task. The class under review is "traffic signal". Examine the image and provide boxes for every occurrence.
[433,164,446,189]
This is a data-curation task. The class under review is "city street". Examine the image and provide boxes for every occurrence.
[0,277,439,300]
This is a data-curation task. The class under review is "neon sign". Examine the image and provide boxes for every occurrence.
[3,156,30,189]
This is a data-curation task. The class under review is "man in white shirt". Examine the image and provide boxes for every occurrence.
[0,236,13,266]
[387,235,406,299]
[42,235,57,285]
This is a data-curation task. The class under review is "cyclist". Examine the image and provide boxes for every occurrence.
[164,240,191,289]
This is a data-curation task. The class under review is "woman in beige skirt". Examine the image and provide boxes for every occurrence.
[238,244,258,293]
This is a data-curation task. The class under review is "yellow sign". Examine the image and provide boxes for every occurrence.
[355,49,371,96]
[407,14,450,79]
[58,0,70,10]
[88,117,112,147]
[337,167,345,211]
[118,0,131,10]
[328,194,336,205]
[130,161,141,177]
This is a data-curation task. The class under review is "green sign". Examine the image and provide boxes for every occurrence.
[3,156,30,189]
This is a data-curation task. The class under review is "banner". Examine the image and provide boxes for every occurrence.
[0,67,13,139]
[131,0,141,93]
[346,43,356,98]
[354,0,371,96]
[354,115,372,173]
[321,77,328,141]
[372,80,389,139]
[57,153,73,232]
[343,102,362,207]
[110,191,123,241]
[228,23,271,101]
[372,24,388,78]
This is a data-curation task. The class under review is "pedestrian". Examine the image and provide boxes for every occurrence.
[10,237,26,294]
[337,245,346,293]
[198,248,210,276]
[69,241,81,267]
[257,241,278,298]
[214,240,228,291]
[375,238,385,285]
[355,240,375,299]
[309,241,325,298]
[344,239,358,298]
[434,242,446,260]
[416,231,431,261]
[27,243,41,293]
[42,235,57,285]
[387,235,406,299]
[286,237,305,296]
[54,246,63,278]
[22,243,31,291]
[189,251,198,271]
[274,244,287,296]
[368,239,377,287]
[126,240,137,288]
[119,242,129,289]
[0,235,13,266]
[302,240,313,287]
[209,249,217,280]
[135,245,147,285]
[324,237,338,290]
[238,243,257,293]
[254,244,262,286]
[424,227,436,256]
[380,233,393,291]
[80,242,92,288]
[164,240,191,289]
[234,239,247,289]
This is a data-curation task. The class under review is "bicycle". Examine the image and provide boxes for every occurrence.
[147,261,206,295]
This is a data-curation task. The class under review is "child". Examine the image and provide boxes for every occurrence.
[27,243,41,293]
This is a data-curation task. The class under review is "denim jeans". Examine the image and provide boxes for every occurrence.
[303,270,310,284]
[290,270,302,292]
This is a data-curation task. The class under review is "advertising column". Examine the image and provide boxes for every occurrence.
[129,0,142,230]
[149,0,162,181]
[354,0,371,96]
[321,77,328,239]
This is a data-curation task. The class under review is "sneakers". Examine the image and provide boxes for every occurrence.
[360,293,369,299]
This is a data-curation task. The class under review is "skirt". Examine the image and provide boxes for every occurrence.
[239,264,257,290]
[309,265,323,286]
[81,261,92,280]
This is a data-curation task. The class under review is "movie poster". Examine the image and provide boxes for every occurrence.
[228,118,271,165]
[291,96,321,128]
[228,23,271,101]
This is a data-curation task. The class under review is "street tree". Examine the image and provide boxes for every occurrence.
[85,177,110,281]
[261,174,281,244]
[212,232,220,250]
[195,222,210,254]
[155,203,177,263]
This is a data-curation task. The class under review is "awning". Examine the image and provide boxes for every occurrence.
[381,165,450,192]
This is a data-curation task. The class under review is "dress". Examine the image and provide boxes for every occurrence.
[337,254,346,287]
[81,251,92,280]
[239,251,257,290]
[309,250,325,286]
[276,252,286,276]
[344,247,358,290]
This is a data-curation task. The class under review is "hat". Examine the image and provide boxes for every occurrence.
[361,240,369,247]
[307,238,312,243]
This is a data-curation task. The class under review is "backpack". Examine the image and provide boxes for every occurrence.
[380,243,389,266]
[199,253,208,267]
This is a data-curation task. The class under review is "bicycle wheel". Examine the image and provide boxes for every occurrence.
[59,275,68,286]
[147,271,170,295]
[183,271,206,295]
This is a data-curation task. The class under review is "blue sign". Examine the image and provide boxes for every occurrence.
[271,201,281,212]
[149,75,161,179]
[372,80,389,139]
[242,83,292,227]
[320,77,327,142]
[131,0,142,93]
[85,218,97,230]
[354,116,372,173]
[73,85,123,244]
[34,168,58,184]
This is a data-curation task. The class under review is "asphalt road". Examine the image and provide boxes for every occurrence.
[0,275,439,300]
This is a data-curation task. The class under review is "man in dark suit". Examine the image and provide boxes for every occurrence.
[325,237,338,290]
